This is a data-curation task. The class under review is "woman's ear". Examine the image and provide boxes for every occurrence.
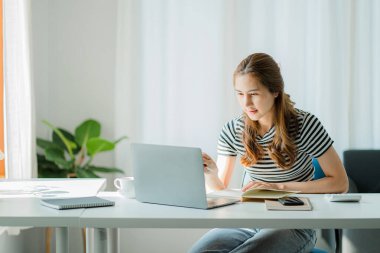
[274,92,279,98]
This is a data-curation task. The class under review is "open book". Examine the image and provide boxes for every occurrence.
[208,188,299,201]
[241,188,299,202]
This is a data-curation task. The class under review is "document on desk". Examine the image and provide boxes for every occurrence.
[0,179,106,199]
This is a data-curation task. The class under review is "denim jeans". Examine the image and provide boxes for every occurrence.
[188,228,317,253]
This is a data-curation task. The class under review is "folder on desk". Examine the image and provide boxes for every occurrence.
[40,196,115,210]
[265,197,312,211]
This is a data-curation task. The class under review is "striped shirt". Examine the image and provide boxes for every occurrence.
[217,109,333,183]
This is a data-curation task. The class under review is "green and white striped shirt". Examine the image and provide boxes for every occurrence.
[217,109,333,183]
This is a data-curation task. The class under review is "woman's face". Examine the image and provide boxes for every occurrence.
[234,74,278,125]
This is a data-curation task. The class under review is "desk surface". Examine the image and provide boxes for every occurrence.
[1,191,380,229]
[0,178,106,227]
[0,197,83,227]
[79,192,380,229]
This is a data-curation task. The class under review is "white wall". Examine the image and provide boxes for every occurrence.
[29,0,368,252]
[32,0,118,176]
[30,1,215,252]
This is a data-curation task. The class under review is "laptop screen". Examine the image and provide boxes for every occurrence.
[131,143,209,209]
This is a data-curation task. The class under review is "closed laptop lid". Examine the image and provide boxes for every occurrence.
[131,143,208,209]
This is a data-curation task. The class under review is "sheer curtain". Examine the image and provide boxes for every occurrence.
[3,0,36,180]
[114,0,380,177]
[1,0,35,235]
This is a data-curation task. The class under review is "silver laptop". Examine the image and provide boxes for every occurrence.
[131,143,239,209]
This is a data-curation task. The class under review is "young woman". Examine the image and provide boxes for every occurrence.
[189,53,348,253]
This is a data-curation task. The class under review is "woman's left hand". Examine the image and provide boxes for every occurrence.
[242,180,284,192]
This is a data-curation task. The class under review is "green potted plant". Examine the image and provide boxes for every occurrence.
[37,119,126,178]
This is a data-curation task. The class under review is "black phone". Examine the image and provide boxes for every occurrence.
[278,197,304,206]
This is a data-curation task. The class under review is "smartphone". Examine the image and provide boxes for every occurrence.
[278,197,304,206]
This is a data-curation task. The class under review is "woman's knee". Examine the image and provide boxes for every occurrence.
[189,229,316,253]
[234,229,316,253]
[188,228,255,253]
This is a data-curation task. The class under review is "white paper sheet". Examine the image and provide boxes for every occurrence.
[0,179,106,199]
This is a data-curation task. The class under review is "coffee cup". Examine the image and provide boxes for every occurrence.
[114,176,135,198]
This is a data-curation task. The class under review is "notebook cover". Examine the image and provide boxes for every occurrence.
[265,197,312,211]
[40,196,115,210]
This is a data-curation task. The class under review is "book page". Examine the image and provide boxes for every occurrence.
[0,179,106,199]
[207,188,300,200]
[242,188,300,200]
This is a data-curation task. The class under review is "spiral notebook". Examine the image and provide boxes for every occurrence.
[40,196,115,210]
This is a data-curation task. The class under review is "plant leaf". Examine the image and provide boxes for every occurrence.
[84,170,100,178]
[86,138,115,156]
[45,147,71,169]
[76,168,100,178]
[114,136,128,145]
[52,128,80,154]
[38,169,68,178]
[43,120,77,158]
[37,138,63,150]
[75,119,101,147]
[37,154,61,170]
[37,154,69,178]
[76,169,90,178]
[88,166,124,174]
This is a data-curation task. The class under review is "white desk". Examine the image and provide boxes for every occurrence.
[80,192,380,253]
[0,178,106,253]
[0,196,83,253]
[2,190,380,253]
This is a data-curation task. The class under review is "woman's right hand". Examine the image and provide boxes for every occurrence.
[202,152,218,176]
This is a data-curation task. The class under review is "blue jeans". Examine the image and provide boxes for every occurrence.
[188,228,317,253]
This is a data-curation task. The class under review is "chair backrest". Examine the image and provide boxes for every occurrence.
[343,150,380,193]
[312,158,325,180]
[342,151,380,253]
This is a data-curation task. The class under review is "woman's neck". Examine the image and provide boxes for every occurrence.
[258,123,273,136]
[258,112,274,136]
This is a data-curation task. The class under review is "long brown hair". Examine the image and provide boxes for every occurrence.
[234,53,299,169]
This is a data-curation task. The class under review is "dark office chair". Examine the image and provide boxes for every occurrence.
[310,249,329,253]
[312,158,341,253]
[341,150,380,253]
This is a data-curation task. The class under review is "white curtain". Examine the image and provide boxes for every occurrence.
[3,0,36,180]
[1,0,36,237]
[115,0,380,177]
[0,0,36,238]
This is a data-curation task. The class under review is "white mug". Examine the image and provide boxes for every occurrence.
[114,176,135,198]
